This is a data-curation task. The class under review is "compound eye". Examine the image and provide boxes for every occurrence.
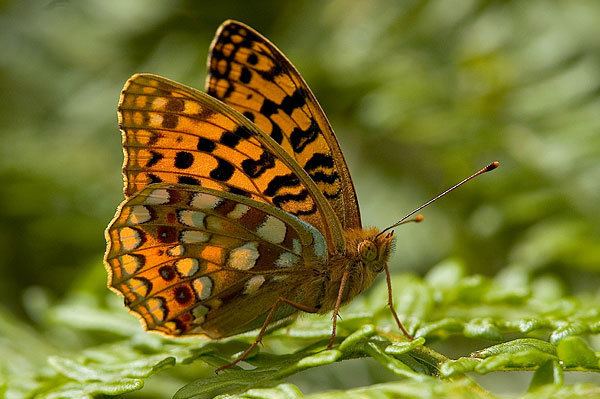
[358,240,377,262]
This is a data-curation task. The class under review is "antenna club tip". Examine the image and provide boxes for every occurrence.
[485,161,500,172]
[414,214,425,222]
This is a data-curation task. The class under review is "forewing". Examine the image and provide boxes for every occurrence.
[118,73,344,250]
[206,20,362,229]
[104,184,327,338]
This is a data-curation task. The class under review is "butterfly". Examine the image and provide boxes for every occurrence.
[104,19,497,370]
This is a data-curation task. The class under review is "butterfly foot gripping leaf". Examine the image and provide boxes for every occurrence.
[105,19,484,370]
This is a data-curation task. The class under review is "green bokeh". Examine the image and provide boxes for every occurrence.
[1,1,599,397]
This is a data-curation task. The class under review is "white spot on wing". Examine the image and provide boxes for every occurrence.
[191,192,222,209]
[307,225,327,259]
[129,205,152,224]
[227,242,259,270]
[193,276,213,300]
[119,227,142,251]
[167,244,185,257]
[256,216,286,244]
[144,188,170,205]
[297,219,328,261]
[175,258,199,277]
[244,275,265,295]
[292,239,302,255]
[227,203,250,219]
[178,210,205,228]
[275,252,300,268]
[181,230,210,243]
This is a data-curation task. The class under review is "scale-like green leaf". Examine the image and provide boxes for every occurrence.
[556,336,599,369]
[528,360,563,391]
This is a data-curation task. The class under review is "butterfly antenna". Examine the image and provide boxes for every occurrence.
[377,161,500,238]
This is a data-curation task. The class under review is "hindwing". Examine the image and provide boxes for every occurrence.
[105,184,328,338]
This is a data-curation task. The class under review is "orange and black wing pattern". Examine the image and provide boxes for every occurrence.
[105,184,327,338]
[206,20,362,230]
[118,73,344,249]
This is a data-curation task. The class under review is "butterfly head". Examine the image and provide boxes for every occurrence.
[334,228,395,307]
[357,230,395,273]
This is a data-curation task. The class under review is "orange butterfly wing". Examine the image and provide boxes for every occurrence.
[206,20,362,230]
[118,73,344,251]
[105,184,327,337]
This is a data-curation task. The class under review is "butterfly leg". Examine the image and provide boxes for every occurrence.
[384,264,413,339]
[327,269,350,349]
[216,297,318,372]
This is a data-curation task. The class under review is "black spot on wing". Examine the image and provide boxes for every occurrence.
[233,126,252,139]
[241,151,275,178]
[258,63,285,81]
[242,111,255,122]
[303,153,341,198]
[309,171,340,184]
[263,173,300,196]
[260,98,278,117]
[197,137,216,152]
[171,318,185,334]
[246,52,258,65]
[157,226,178,243]
[174,151,194,169]
[272,190,317,216]
[146,150,164,167]
[162,114,178,129]
[178,176,200,186]
[165,98,185,112]
[304,153,335,171]
[290,120,319,153]
[147,173,162,184]
[159,266,176,281]
[219,131,241,148]
[269,123,283,144]
[239,66,252,84]
[174,286,193,305]
[210,158,234,181]
[280,88,307,115]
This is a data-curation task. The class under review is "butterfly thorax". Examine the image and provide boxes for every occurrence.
[317,228,395,313]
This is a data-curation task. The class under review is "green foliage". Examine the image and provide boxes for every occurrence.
[1,0,600,398]
[2,262,599,398]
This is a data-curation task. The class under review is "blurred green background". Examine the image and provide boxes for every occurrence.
[1,0,599,396]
